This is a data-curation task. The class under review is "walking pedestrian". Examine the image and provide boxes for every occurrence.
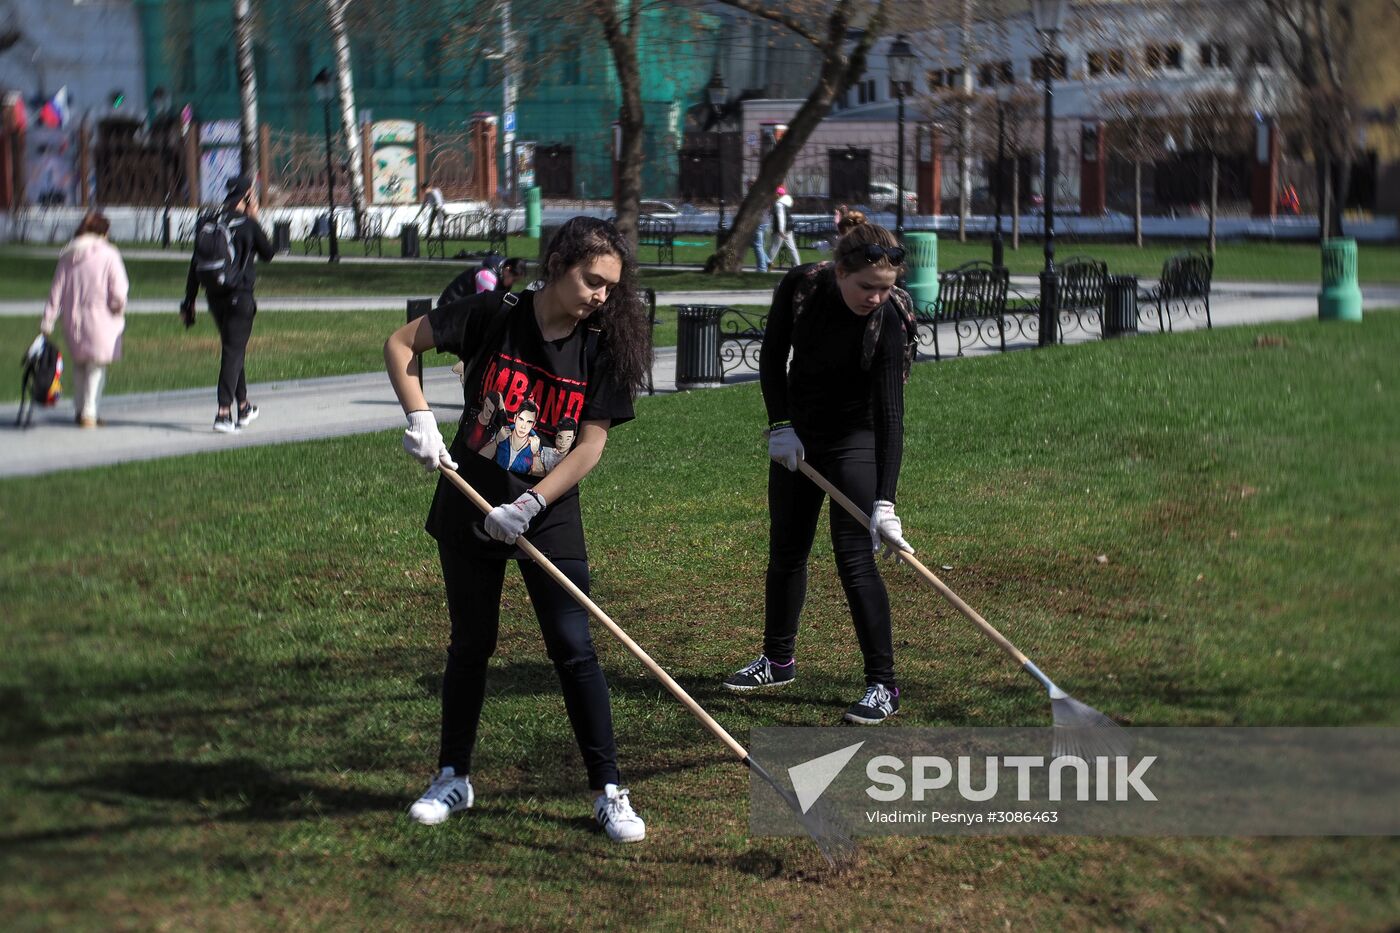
[180,175,275,433]
[766,185,802,269]
[383,216,654,842]
[39,212,128,428]
[724,216,916,725]
[747,178,769,273]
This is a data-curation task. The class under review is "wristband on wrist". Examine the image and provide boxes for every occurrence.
[524,489,546,509]
[769,419,792,431]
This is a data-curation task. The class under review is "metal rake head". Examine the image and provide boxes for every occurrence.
[747,756,858,871]
[1051,693,1133,761]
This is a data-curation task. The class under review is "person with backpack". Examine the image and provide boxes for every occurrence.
[38,212,128,428]
[382,216,654,843]
[180,175,275,433]
[437,255,527,306]
[723,218,917,725]
[766,184,802,270]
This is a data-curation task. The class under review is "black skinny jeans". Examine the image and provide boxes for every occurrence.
[437,543,619,789]
[764,430,897,688]
[209,292,255,410]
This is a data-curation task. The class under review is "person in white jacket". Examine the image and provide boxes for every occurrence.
[766,185,802,269]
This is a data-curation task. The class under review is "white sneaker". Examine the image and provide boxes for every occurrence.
[408,767,474,825]
[593,784,645,843]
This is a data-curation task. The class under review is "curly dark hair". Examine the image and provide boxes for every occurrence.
[540,216,652,394]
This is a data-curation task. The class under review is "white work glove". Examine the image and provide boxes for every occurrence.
[870,500,914,559]
[402,410,458,473]
[484,490,546,543]
[767,424,804,472]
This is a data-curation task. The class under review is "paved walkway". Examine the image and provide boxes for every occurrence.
[3,286,1396,479]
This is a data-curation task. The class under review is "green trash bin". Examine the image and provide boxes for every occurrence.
[525,186,542,240]
[1318,237,1362,322]
[903,231,938,314]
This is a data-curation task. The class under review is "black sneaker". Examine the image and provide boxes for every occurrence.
[237,403,259,427]
[213,412,239,434]
[844,683,899,724]
[723,655,796,692]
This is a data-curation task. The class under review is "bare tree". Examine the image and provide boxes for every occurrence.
[589,0,646,248]
[1252,0,1360,237]
[1184,86,1251,255]
[702,0,896,273]
[1101,88,1169,248]
[233,0,259,175]
[1008,88,1042,251]
[325,0,366,234]
[921,88,982,242]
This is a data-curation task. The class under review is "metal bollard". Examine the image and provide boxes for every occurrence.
[903,231,939,313]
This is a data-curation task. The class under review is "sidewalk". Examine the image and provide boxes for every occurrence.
[2,289,1395,479]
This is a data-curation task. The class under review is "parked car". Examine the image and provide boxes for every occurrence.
[867,181,919,212]
[638,200,681,219]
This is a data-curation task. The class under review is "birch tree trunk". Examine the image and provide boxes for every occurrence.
[1134,160,1142,248]
[1012,166,1020,250]
[233,0,259,177]
[327,0,366,235]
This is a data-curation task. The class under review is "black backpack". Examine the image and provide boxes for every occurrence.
[192,210,246,293]
[16,334,63,428]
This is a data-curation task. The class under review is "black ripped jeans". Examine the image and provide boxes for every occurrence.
[436,543,619,789]
[764,430,897,688]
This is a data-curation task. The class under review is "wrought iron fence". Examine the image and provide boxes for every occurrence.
[424,130,476,201]
[263,127,355,208]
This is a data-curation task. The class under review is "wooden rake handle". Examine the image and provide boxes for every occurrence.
[795,460,1030,667]
[438,467,751,762]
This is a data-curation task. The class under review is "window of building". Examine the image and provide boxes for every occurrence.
[357,41,377,89]
[1144,42,1183,71]
[213,45,231,92]
[1200,42,1232,69]
[866,78,877,101]
[1088,48,1126,77]
[177,45,196,93]
[253,43,268,91]
[560,44,581,85]
[977,60,1014,87]
[858,81,869,104]
[294,42,312,90]
[1030,54,1068,81]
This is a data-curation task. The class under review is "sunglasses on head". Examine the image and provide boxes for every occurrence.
[846,243,906,266]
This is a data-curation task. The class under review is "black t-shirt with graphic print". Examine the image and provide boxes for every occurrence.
[423,289,634,560]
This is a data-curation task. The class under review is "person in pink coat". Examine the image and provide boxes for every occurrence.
[40,212,129,428]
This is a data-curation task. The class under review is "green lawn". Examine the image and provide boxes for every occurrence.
[2,315,1397,928]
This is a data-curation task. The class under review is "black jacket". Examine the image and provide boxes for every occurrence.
[184,210,275,304]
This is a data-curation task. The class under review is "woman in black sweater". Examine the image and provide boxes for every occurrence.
[723,219,914,724]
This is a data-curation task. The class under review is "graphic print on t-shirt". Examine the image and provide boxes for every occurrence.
[469,351,587,477]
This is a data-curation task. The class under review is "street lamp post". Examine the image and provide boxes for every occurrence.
[707,67,728,247]
[993,83,1009,271]
[888,35,917,239]
[1031,0,1068,347]
[151,87,174,249]
[314,68,340,264]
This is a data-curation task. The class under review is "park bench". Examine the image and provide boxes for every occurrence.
[915,260,1039,360]
[1055,255,1109,340]
[1139,250,1213,332]
[302,212,337,255]
[638,214,676,264]
[354,211,384,257]
[794,219,836,251]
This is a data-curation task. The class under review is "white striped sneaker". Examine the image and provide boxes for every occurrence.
[722,655,797,692]
[593,784,645,843]
[408,767,474,825]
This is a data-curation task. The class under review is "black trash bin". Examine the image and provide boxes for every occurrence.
[1102,274,1139,339]
[273,220,292,254]
[675,305,725,390]
[401,223,421,259]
